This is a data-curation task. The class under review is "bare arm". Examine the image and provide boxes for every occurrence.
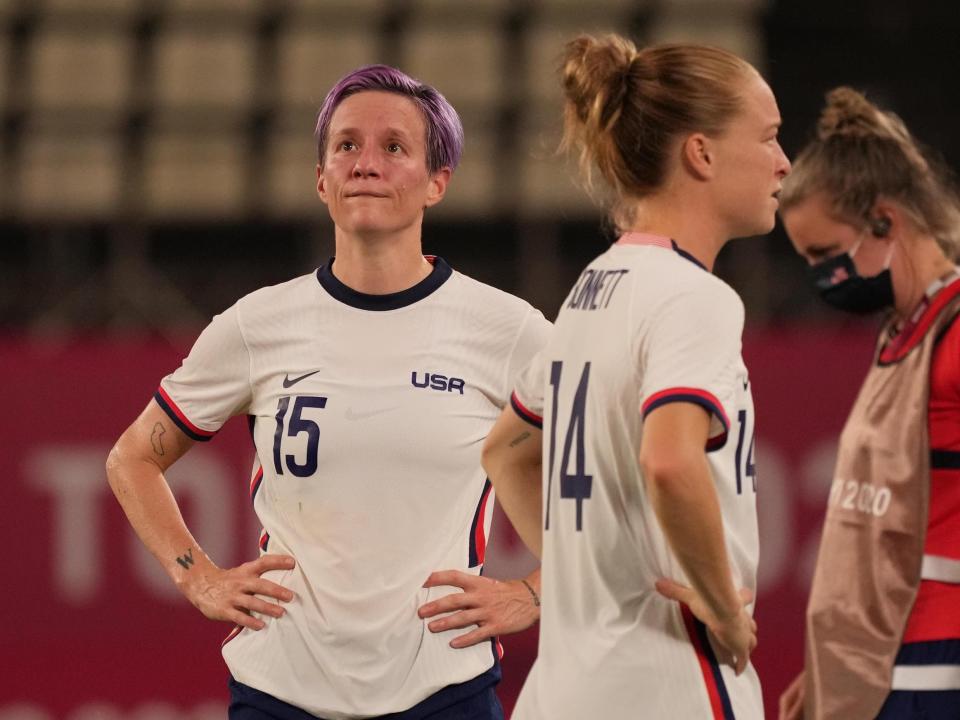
[106,399,295,630]
[481,408,543,558]
[639,402,756,673]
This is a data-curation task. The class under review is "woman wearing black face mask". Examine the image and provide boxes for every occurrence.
[777,87,960,720]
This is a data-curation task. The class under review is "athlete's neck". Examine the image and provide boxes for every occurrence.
[332,230,433,295]
[891,232,956,321]
[623,194,726,272]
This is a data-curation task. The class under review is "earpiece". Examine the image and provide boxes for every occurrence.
[871,217,892,237]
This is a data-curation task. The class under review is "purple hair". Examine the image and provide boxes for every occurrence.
[314,64,464,174]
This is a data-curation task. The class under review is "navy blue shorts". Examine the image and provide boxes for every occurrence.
[876,640,960,719]
[228,664,503,720]
[875,689,960,719]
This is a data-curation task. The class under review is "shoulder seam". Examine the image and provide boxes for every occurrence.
[500,304,537,406]
[231,302,255,403]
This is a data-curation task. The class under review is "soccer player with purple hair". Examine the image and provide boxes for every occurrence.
[106,64,549,720]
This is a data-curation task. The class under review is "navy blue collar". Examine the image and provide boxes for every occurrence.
[316,257,452,310]
[670,240,708,271]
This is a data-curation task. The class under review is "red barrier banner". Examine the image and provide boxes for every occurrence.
[1,326,877,718]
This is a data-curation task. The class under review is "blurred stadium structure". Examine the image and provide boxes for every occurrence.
[3,1,960,719]
[1,0,955,335]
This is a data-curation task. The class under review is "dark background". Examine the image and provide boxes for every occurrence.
[2,0,958,334]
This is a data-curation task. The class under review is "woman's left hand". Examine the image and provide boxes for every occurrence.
[417,569,540,648]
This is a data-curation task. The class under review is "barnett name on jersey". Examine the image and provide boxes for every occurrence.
[155,257,550,719]
[509,233,762,720]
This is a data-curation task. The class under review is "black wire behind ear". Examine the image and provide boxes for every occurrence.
[871,217,892,237]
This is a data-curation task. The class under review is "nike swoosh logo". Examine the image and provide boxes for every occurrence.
[282,370,320,388]
[344,406,397,421]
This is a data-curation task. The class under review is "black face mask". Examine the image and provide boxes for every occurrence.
[809,249,894,314]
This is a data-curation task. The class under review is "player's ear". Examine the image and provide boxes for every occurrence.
[317,164,328,204]
[423,167,451,208]
[868,197,902,238]
[681,133,714,181]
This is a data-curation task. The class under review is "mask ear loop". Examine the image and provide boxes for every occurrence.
[871,216,896,269]
[848,226,896,269]
[847,238,864,259]
[881,238,896,270]
[868,215,896,269]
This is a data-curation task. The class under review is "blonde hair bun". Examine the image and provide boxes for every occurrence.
[561,34,637,129]
[817,86,881,139]
[818,86,914,150]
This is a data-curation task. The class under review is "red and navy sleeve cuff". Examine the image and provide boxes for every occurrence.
[510,391,543,429]
[154,386,216,442]
[641,387,729,451]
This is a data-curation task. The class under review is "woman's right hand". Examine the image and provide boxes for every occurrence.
[778,670,805,720]
[180,554,297,630]
[655,578,757,675]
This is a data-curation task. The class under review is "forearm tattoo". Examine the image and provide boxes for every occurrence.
[175,548,195,570]
[509,431,531,447]
[151,422,166,456]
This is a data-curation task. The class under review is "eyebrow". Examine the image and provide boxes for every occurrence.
[330,126,414,141]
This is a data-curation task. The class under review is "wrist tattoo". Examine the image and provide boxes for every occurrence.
[521,578,541,607]
[151,422,167,456]
[509,431,531,448]
[175,548,195,570]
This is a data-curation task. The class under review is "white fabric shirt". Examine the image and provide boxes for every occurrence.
[156,258,550,719]
[511,234,762,720]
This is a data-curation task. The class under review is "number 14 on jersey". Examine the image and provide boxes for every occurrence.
[545,361,593,532]
[544,361,757,534]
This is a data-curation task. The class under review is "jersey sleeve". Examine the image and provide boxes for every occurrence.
[506,308,551,428]
[638,285,744,450]
[511,350,546,428]
[155,304,252,441]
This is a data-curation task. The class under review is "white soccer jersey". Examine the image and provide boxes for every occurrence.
[510,233,762,720]
[155,257,550,720]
